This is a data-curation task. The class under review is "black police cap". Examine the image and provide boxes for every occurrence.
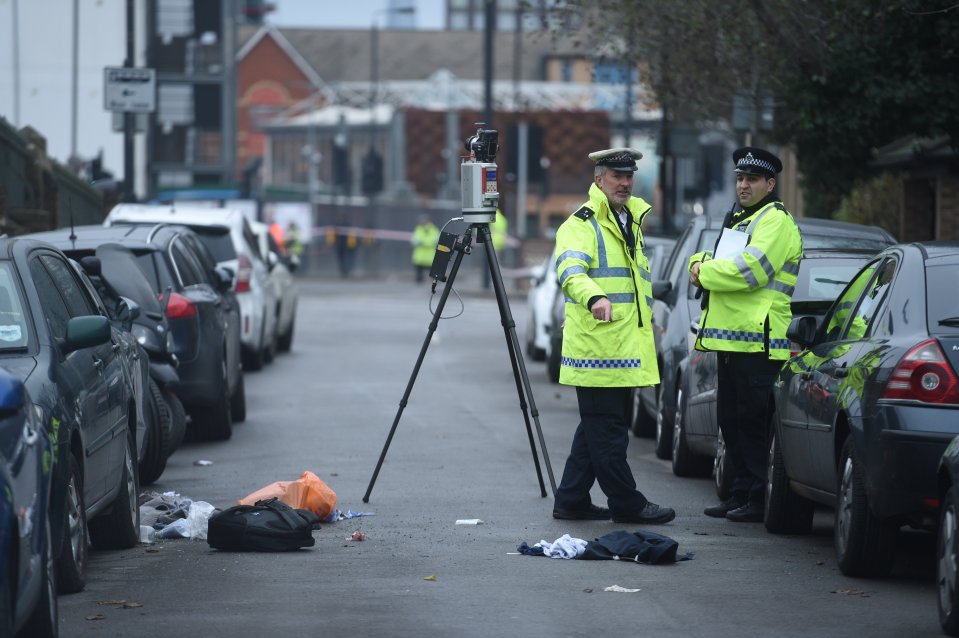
[733,147,783,177]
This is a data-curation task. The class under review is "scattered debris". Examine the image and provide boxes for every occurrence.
[193,459,213,466]
[583,588,593,593]
[455,519,483,525]
[349,531,367,541]
[424,574,437,581]
[98,600,143,609]
[604,585,641,593]
[85,614,106,621]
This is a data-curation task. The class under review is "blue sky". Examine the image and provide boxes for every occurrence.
[268,0,446,29]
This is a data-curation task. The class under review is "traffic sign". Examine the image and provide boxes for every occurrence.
[103,67,156,113]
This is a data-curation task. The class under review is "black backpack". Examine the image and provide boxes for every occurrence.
[207,498,320,551]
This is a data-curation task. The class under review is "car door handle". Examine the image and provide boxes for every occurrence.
[834,367,849,378]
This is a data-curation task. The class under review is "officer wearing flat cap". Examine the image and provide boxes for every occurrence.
[551,147,675,525]
[689,146,803,522]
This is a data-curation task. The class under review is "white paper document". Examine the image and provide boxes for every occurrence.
[714,228,749,260]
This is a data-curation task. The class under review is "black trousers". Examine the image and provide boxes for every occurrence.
[716,351,784,505]
[554,386,648,515]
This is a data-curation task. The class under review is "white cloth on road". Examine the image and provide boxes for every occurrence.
[534,534,587,559]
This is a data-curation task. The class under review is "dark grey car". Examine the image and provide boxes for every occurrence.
[30,225,245,441]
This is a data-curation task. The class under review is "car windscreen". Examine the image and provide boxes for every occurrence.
[187,226,236,262]
[0,262,30,350]
[926,263,959,335]
[794,257,870,305]
[96,244,163,314]
[802,234,892,251]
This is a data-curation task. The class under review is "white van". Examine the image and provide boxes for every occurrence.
[105,204,279,370]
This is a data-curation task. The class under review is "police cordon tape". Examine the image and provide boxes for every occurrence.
[310,224,532,280]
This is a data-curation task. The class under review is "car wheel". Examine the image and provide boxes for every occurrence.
[231,370,247,423]
[835,435,897,577]
[939,486,959,636]
[243,324,265,372]
[714,429,734,500]
[0,542,12,637]
[671,387,712,477]
[22,508,58,637]
[654,394,672,460]
[546,332,561,384]
[277,310,295,352]
[764,422,814,534]
[631,386,656,438]
[139,383,169,486]
[163,388,187,453]
[263,322,277,364]
[88,428,140,550]
[56,453,87,594]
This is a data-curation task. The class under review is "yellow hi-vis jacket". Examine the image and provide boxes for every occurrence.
[554,183,659,387]
[410,222,440,267]
[688,200,803,360]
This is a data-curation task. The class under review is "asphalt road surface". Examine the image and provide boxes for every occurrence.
[58,277,941,638]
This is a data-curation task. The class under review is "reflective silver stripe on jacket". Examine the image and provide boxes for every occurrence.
[766,280,795,296]
[781,261,800,276]
[566,293,635,304]
[561,356,642,369]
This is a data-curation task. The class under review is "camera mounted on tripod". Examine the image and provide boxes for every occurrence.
[461,124,499,224]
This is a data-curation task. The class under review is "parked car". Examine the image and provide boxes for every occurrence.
[0,237,141,594]
[544,233,676,386]
[250,220,298,353]
[765,241,959,577]
[524,255,556,362]
[31,224,245,442]
[936,435,959,636]
[105,205,278,371]
[671,248,885,485]
[647,216,897,459]
[0,369,57,637]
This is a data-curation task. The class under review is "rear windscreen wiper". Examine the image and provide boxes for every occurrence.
[939,317,959,327]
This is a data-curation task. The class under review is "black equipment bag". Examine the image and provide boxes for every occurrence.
[207,497,320,551]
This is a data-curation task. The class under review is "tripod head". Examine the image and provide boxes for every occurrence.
[461,124,499,224]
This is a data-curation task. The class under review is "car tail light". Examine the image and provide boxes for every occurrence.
[235,254,252,293]
[880,339,959,404]
[160,292,197,319]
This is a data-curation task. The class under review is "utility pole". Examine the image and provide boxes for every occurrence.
[123,0,134,202]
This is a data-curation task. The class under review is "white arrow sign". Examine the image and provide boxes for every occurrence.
[104,67,156,113]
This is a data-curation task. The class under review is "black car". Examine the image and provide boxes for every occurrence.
[0,369,57,636]
[766,242,959,577]
[671,249,884,485]
[646,216,897,459]
[30,225,245,441]
[0,237,141,594]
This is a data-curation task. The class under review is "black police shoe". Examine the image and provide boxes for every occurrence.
[611,502,676,525]
[726,502,764,523]
[552,503,611,520]
[704,497,746,518]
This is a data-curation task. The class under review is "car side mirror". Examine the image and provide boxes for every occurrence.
[286,253,300,272]
[652,280,673,302]
[267,251,279,272]
[214,266,234,293]
[787,316,819,349]
[115,296,141,332]
[62,315,111,354]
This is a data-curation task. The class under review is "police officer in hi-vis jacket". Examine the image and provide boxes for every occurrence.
[689,147,803,522]
[551,147,675,526]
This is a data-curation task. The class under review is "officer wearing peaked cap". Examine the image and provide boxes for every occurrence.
[550,146,676,526]
[689,146,803,523]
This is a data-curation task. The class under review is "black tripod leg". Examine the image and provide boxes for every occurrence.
[478,224,557,497]
[362,231,472,503]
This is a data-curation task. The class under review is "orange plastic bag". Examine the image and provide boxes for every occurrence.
[238,471,337,519]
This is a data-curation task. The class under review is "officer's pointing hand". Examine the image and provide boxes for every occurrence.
[591,297,612,322]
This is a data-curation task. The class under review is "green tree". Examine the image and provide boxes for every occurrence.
[555,0,959,216]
